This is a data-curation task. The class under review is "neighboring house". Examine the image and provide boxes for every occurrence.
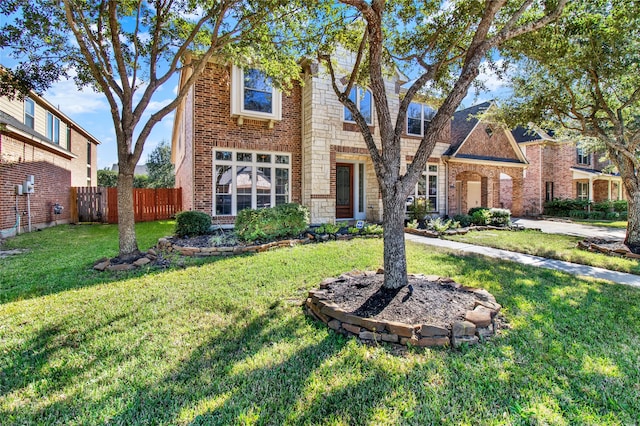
[172,53,530,225]
[513,128,625,216]
[0,91,101,236]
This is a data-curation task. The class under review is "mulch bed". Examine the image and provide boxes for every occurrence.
[324,274,479,328]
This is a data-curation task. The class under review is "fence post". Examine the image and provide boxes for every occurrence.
[70,187,79,223]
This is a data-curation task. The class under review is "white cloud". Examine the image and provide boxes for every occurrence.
[44,73,109,115]
[476,60,510,92]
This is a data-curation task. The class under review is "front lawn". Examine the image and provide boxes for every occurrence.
[1,223,639,424]
[444,229,640,275]
[570,219,628,229]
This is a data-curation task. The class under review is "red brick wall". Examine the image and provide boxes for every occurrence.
[190,63,302,221]
[457,124,520,161]
[1,135,71,233]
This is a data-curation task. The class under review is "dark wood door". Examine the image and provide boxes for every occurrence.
[336,163,353,219]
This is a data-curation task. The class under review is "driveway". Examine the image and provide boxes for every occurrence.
[512,217,626,240]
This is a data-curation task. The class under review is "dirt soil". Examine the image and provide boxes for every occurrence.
[323,274,487,328]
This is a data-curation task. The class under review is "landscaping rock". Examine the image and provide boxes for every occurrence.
[416,336,450,347]
[385,321,418,338]
[359,330,381,341]
[452,335,479,348]
[421,324,449,337]
[107,263,135,272]
[93,260,110,271]
[465,307,492,327]
[327,319,342,331]
[133,257,151,267]
[452,321,476,337]
[342,323,361,334]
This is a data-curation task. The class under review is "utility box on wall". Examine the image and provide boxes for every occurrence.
[23,175,35,194]
[15,184,23,195]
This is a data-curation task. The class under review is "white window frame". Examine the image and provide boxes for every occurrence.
[46,112,60,145]
[577,181,589,200]
[406,102,436,136]
[407,164,438,213]
[343,86,373,125]
[230,66,282,122]
[577,147,590,165]
[213,149,291,216]
[24,98,35,129]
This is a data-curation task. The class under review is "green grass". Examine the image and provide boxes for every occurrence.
[1,223,640,424]
[445,229,640,275]
[570,219,628,229]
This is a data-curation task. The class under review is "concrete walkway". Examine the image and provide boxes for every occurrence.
[512,217,626,240]
[405,233,640,288]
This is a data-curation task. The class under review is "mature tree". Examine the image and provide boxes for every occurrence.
[1,0,302,258]
[146,140,175,188]
[497,0,640,251]
[310,0,566,289]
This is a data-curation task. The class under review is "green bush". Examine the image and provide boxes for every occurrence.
[569,209,588,219]
[593,201,613,212]
[174,211,212,237]
[587,211,605,220]
[316,222,342,235]
[453,214,473,228]
[363,223,384,235]
[235,203,309,243]
[468,207,489,216]
[489,208,511,226]
[408,198,431,221]
[605,211,620,220]
[471,209,491,226]
[543,198,590,216]
[429,217,454,233]
[613,200,628,212]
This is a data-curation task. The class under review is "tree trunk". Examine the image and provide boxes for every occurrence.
[381,192,409,289]
[117,170,139,258]
[625,190,640,253]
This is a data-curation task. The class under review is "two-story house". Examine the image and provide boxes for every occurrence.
[172,54,530,225]
[0,91,101,236]
[513,128,625,215]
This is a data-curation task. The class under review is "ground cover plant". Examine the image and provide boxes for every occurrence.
[445,229,640,275]
[1,223,639,424]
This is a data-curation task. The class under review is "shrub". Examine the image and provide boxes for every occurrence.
[174,211,212,237]
[468,207,489,216]
[429,217,454,233]
[408,198,431,221]
[316,222,341,235]
[363,223,384,235]
[471,209,491,226]
[489,208,511,227]
[587,211,605,220]
[235,203,309,243]
[453,214,473,228]
[605,211,620,220]
[569,209,587,219]
[593,201,613,212]
[543,198,590,216]
[347,226,361,235]
[406,219,419,230]
[613,200,628,212]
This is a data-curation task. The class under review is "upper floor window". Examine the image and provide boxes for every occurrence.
[344,86,372,125]
[577,147,590,165]
[46,112,60,145]
[230,66,282,124]
[24,98,35,129]
[407,102,436,136]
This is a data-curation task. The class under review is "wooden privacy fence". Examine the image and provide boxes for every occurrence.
[70,187,182,224]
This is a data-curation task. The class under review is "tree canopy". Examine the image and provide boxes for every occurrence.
[497,0,640,249]
[306,0,566,289]
[146,141,175,188]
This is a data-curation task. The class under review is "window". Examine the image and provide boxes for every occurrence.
[67,128,72,150]
[86,142,92,185]
[46,112,60,144]
[577,148,590,165]
[344,86,372,125]
[407,102,436,136]
[24,98,35,129]
[577,182,589,200]
[408,164,438,212]
[230,66,282,122]
[213,149,291,216]
[545,181,554,202]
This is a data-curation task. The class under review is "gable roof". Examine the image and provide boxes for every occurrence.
[444,101,492,156]
[511,126,555,144]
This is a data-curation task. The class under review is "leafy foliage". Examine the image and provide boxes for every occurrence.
[235,203,309,243]
[453,214,473,228]
[407,198,431,222]
[146,141,175,188]
[174,211,212,237]
[97,169,118,187]
[471,209,491,226]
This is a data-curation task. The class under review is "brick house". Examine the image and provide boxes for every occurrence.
[513,128,625,215]
[172,51,534,225]
[1,92,100,236]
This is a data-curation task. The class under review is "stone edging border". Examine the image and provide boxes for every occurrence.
[577,240,640,259]
[304,271,502,348]
[404,224,529,238]
[156,234,382,257]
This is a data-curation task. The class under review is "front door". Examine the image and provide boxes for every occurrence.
[467,181,482,210]
[336,163,354,219]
